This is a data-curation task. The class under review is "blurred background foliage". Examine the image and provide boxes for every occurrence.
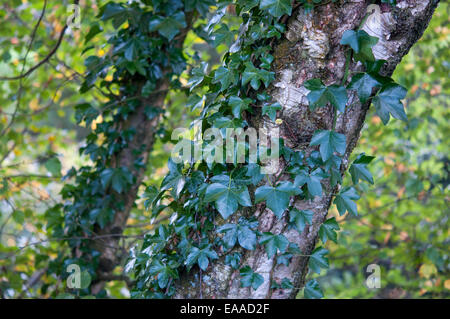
[0,0,448,298]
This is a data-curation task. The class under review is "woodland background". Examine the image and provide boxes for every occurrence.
[0,0,448,298]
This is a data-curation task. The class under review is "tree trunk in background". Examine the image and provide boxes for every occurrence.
[89,16,194,294]
[174,0,439,298]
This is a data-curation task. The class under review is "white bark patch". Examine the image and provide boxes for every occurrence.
[361,4,397,61]
[301,16,330,64]
[273,69,309,113]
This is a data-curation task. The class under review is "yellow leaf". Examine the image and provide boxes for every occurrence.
[419,264,437,279]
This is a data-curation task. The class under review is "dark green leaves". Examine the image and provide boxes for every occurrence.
[340,29,378,62]
[309,247,329,274]
[240,266,264,290]
[289,208,314,234]
[242,62,274,90]
[185,246,218,271]
[213,66,237,91]
[334,186,360,216]
[304,279,324,299]
[229,96,251,119]
[349,153,375,184]
[161,159,185,197]
[310,130,346,162]
[259,232,289,259]
[294,168,325,197]
[304,79,348,113]
[262,102,282,121]
[217,218,258,250]
[318,217,340,243]
[148,12,187,41]
[348,72,382,103]
[148,259,179,289]
[100,167,133,193]
[44,157,62,176]
[259,0,292,18]
[372,83,408,124]
[187,62,208,91]
[204,183,251,219]
[255,181,301,218]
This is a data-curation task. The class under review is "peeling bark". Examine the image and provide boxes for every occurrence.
[174,0,439,299]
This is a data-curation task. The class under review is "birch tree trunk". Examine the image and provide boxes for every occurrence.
[174,0,439,299]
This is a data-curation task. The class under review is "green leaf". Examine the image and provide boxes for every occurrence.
[289,208,314,234]
[148,12,187,41]
[213,66,236,91]
[334,186,360,216]
[304,279,324,299]
[85,23,103,44]
[348,72,382,103]
[293,168,324,197]
[340,29,378,62]
[255,181,300,218]
[304,79,348,113]
[217,218,258,250]
[349,153,375,184]
[185,246,218,271]
[228,96,251,119]
[44,157,61,176]
[310,130,346,162]
[204,183,251,219]
[240,266,264,290]
[318,217,340,244]
[372,83,408,124]
[262,102,282,121]
[309,247,329,274]
[161,159,185,197]
[213,25,235,47]
[187,62,208,91]
[259,232,289,259]
[259,0,292,18]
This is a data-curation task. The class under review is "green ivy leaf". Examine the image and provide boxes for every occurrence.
[204,183,251,219]
[213,66,237,91]
[185,246,218,271]
[340,29,378,62]
[289,208,314,234]
[372,83,408,124]
[349,153,375,184]
[262,102,282,121]
[229,96,251,119]
[240,266,264,290]
[187,62,208,91]
[310,130,346,162]
[334,186,360,216]
[259,0,292,18]
[309,247,329,274]
[318,217,340,244]
[304,79,348,113]
[217,218,258,250]
[348,72,382,103]
[304,279,324,299]
[293,168,325,197]
[255,181,301,218]
[44,157,61,176]
[259,232,289,259]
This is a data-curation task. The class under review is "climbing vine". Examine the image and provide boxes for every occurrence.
[122,0,408,299]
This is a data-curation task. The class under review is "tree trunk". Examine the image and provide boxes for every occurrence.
[174,0,439,298]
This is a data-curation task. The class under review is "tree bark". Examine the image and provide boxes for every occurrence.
[174,0,439,298]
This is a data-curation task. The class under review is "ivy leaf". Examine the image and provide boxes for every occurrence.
[213,66,237,91]
[310,130,346,162]
[100,167,133,193]
[217,218,258,250]
[318,217,340,244]
[340,29,378,62]
[187,62,208,91]
[213,25,235,47]
[259,0,292,18]
[289,208,314,234]
[255,181,301,218]
[161,159,185,197]
[148,12,187,41]
[225,253,241,270]
[309,247,329,274]
[242,62,274,90]
[304,279,324,299]
[240,266,264,290]
[348,72,382,103]
[334,186,360,216]
[293,168,324,197]
[228,96,251,119]
[259,232,289,259]
[304,79,348,113]
[204,183,251,219]
[262,102,282,121]
[45,157,61,176]
[349,153,375,184]
[85,23,103,44]
[372,83,408,124]
[185,246,218,271]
